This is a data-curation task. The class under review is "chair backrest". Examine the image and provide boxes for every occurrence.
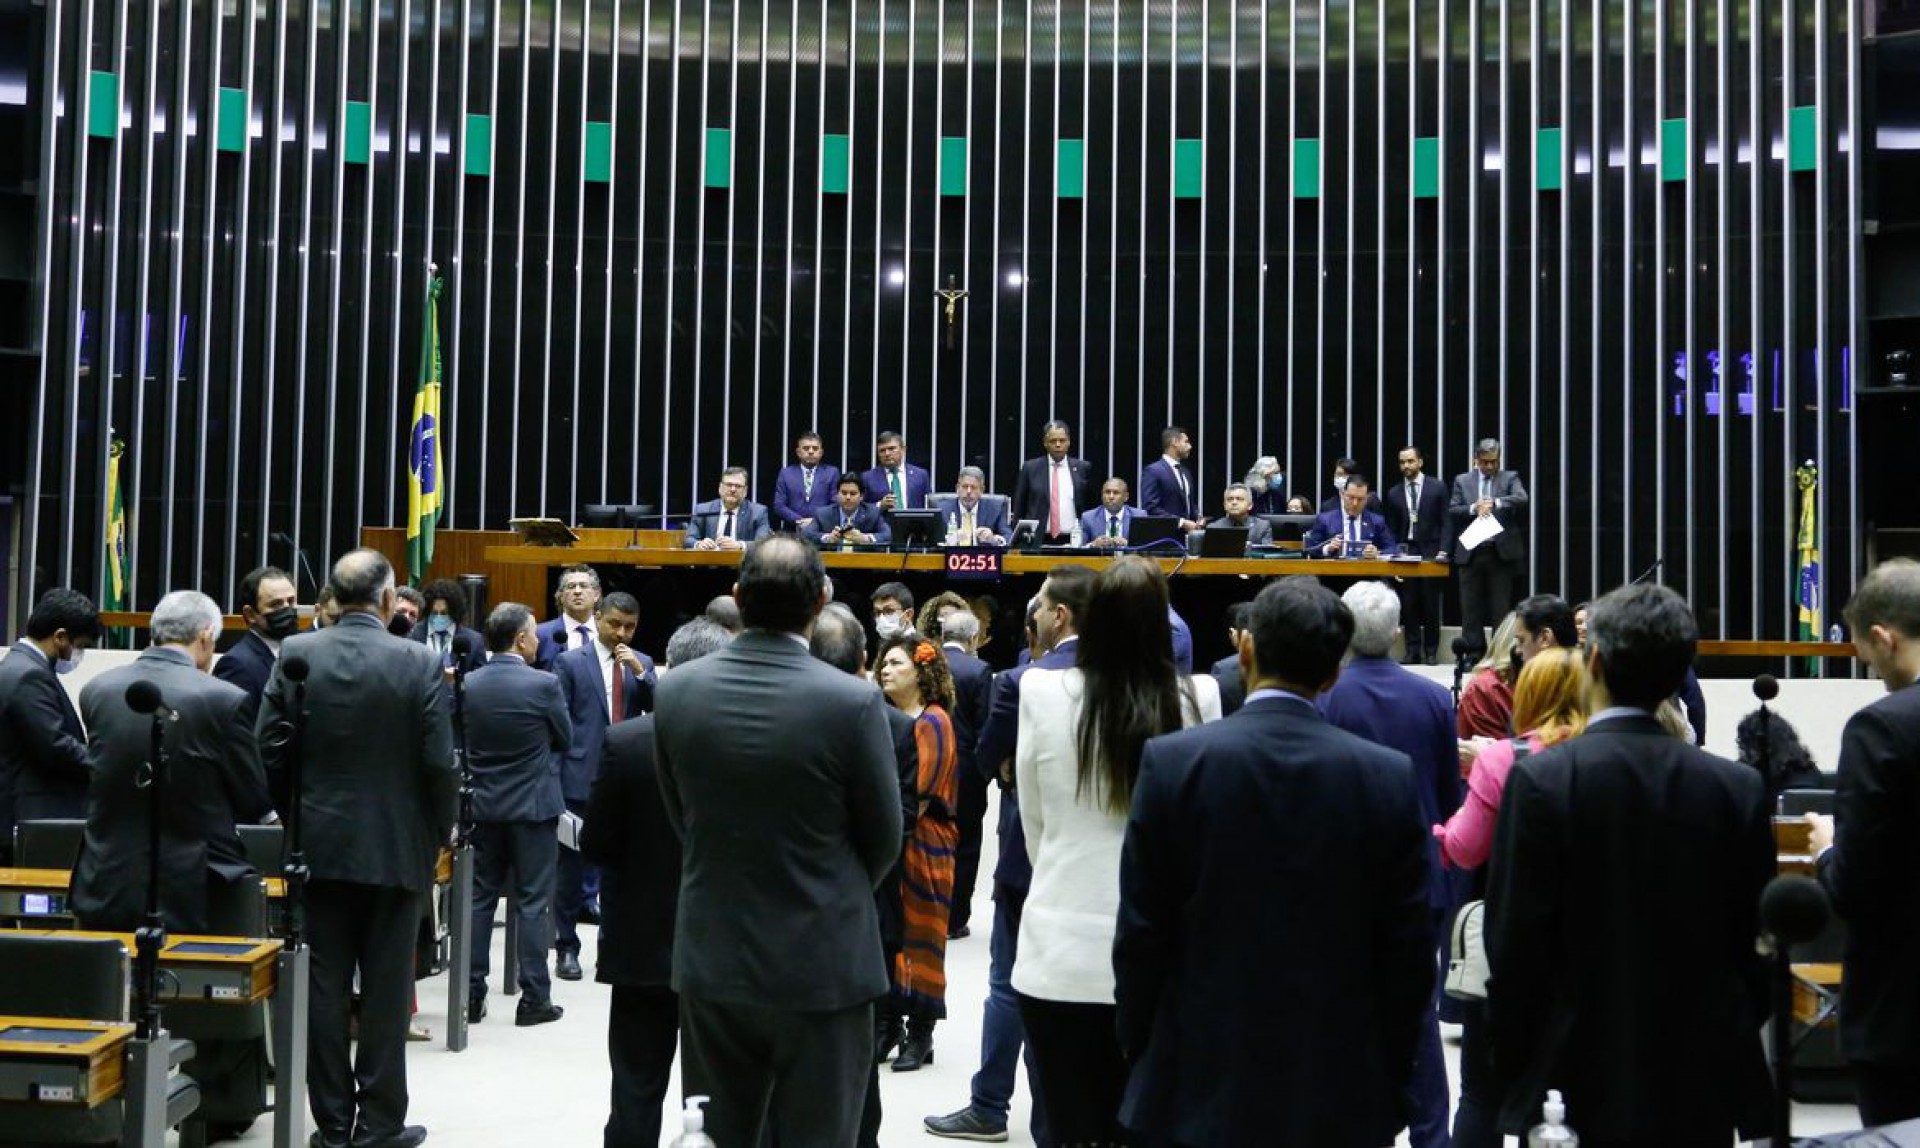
[0,933,129,1021]
[14,818,86,869]
[237,824,286,876]
[1778,788,1836,816]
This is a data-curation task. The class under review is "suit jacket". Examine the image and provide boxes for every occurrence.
[533,615,598,672]
[1208,653,1246,717]
[1383,476,1450,558]
[1318,490,1385,516]
[70,648,273,933]
[1319,656,1462,910]
[581,715,680,987]
[1210,515,1274,547]
[771,463,841,529]
[681,499,773,548]
[1304,508,1402,556]
[1485,713,1773,1140]
[654,629,903,1010]
[408,622,490,674]
[257,612,459,891]
[1079,504,1141,544]
[860,463,932,510]
[931,495,1011,545]
[1816,681,1920,1065]
[1012,455,1098,529]
[1447,468,1529,565]
[941,645,992,782]
[975,640,1080,894]
[462,654,569,823]
[552,642,654,803]
[1138,458,1197,521]
[0,642,91,837]
[801,502,892,548]
[211,630,278,729]
[1115,695,1433,1146]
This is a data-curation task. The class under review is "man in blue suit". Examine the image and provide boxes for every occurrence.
[533,564,602,670]
[932,467,1010,547]
[772,431,840,533]
[1079,478,1140,550]
[1115,577,1433,1148]
[1305,474,1401,558]
[550,590,654,981]
[1319,581,1462,1148]
[214,565,301,729]
[683,467,773,550]
[861,430,932,512]
[1138,426,1206,532]
[803,476,892,549]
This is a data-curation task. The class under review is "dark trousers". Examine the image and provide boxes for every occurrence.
[605,984,679,1148]
[1406,913,1451,1148]
[470,818,558,1005]
[1855,1057,1920,1127]
[950,766,991,932]
[1017,995,1130,1147]
[1450,1000,1499,1148]
[306,881,422,1141]
[1398,573,1444,660]
[556,798,595,955]
[679,994,871,1148]
[1457,555,1520,657]
[972,891,1051,1144]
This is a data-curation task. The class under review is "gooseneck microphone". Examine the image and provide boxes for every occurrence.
[1751,673,1778,794]
[280,654,312,948]
[1451,636,1474,705]
[1752,673,1779,703]
[281,654,309,683]
[126,678,174,1039]
[1761,874,1830,948]
[124,679,178,722]
[1761,874,1831,1148]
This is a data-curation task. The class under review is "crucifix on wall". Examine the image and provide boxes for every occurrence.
[935,274,968,350]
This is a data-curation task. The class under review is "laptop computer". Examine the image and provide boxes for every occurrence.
[1197,525,1251,558]
[1125,515,1186,552]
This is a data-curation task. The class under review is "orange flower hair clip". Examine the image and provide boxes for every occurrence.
[913,641,938,666]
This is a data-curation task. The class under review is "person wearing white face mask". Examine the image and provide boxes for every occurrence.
[871,582,917,642]
[0,587,103,857]
[1318,456,1385,515]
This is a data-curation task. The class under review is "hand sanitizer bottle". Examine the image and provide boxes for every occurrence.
[1526,1089,1578,1146]
[671,1095,716,1147]
[947,512,960,546]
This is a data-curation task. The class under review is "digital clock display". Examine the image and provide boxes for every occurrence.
[944,549,1004,580]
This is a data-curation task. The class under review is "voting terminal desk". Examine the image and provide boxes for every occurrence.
[0,1016,134,1108]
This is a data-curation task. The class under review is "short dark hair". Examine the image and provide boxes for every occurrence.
[1042,420,1071,438]
[598,591,641,619]
[1040,565,1097,625]
[872,582,914,612]
[809,604,867,675]
[795,430,823,447]
[1843,558,1920,639]
[1340,472,1370,491]
[26,588,101,642]
[395,585,426,610]
[330,549,394,609]
[837,475,863,493]
[738,536,826,633]
[484,602,535,653]
[1245,577,1353,689]
[1584,584,1697,709]
[1334,456,1361,473]
[1514,593,1579,650]
[876,430,903,447]
[1225,602,1253,633]
[420,578,469,624]
[238,565,294,614]
[1399,445,1424,460]
[1159,426,1188,452]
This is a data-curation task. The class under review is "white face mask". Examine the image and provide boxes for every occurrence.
[1332,474,1349,491]
[874,614,904,639]
[55,646,84,675]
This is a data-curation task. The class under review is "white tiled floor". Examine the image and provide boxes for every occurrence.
[215,786,1866,1146]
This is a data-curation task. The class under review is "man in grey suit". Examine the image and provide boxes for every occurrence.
[258,549,458,1148]
[655,536,903,1147]
[1448,437,1530,658]
[463,602,570,1028]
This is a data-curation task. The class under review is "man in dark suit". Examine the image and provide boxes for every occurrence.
[1448,438,1530,658]
[1384,447,1450,664]
[0,588,101,853]
[463,602,571,1028]
[1079,478,1141,550]
[72,589,274,932]
[1138,425,1205,532]
[584,617,733,1148]
[1317,456,1386,515]
[533,564,602,670]
[932,466,1011,547]
[1011,421,1097,543]
[1318,581,1462,1148]
[925,570,1091,1145]
[213,565,301,728]
[408,578,489,674]
[654,537,902,1147]
[258,549,458,1148]
[1486,584,1773,1147]
[1115,576,1433,1147]
[772,431,841,533]
[861,430,933,512]
[1808,558,1920,1125]
[683,466,774,550]
[1207,603,1251,717]
[928,599,993,938]
[803,476,893,549]
[1305,474,1401,558]
[551,590,654,981]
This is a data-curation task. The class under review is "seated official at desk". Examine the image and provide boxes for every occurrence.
[933,467,1009,547]
[1209,484,1274,548]
[1081,478,1141,549]
[683,467,773,551]
[803,476,893,549]
[1304,475,1400,559]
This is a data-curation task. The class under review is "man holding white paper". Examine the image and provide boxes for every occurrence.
[1448,439,1530,659]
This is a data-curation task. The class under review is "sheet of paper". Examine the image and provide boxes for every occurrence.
[557,810,584,852]
[1459,513,1504,553]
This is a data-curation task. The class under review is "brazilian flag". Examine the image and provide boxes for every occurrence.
[1795,462,1820,676]
[103,437,130,648]
[407,276,445,585]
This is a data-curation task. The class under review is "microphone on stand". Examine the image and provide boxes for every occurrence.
[448,634,476,850]
[1753,673,1779,794]
[123,680,173,1040]
[1451,636,1474,706]
[1760,874,1831,1148]
[125,679,178,723]
[280,655,312,949]
[271,531,322,598]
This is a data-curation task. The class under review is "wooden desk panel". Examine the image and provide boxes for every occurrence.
[0,1016,132,1108]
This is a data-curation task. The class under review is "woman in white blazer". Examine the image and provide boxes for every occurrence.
[1012,556,1220,1146]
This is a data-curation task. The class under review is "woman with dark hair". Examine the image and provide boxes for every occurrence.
[1735,708,1827,798]
[1013,556,1216,1145]
[873,634,960,1071]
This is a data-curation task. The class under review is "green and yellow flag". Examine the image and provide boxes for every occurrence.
[406,276,445,585]
[104,437,128,611]
[1795,462,1821,674]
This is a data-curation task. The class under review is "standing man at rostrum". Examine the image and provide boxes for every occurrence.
[1012,421,1097,545]
[1448,438,1529,658]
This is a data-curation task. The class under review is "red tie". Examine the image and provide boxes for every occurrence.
[1048,464,1063,535]
[610,658,624,719]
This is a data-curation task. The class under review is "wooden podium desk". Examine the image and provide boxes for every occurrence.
[1,870,287,930]
[6,930,283,1006]
[0,1016,134,1107]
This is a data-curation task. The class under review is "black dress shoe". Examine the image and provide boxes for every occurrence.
[892,1019,935,1071]
[309,1132,351,1148]
[555,952,583,981]
[350,1126,427,1148]
[466,996,486,1024]
[576,901,602,925]
[947,923,971,940]
[515,1000,565,1027]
